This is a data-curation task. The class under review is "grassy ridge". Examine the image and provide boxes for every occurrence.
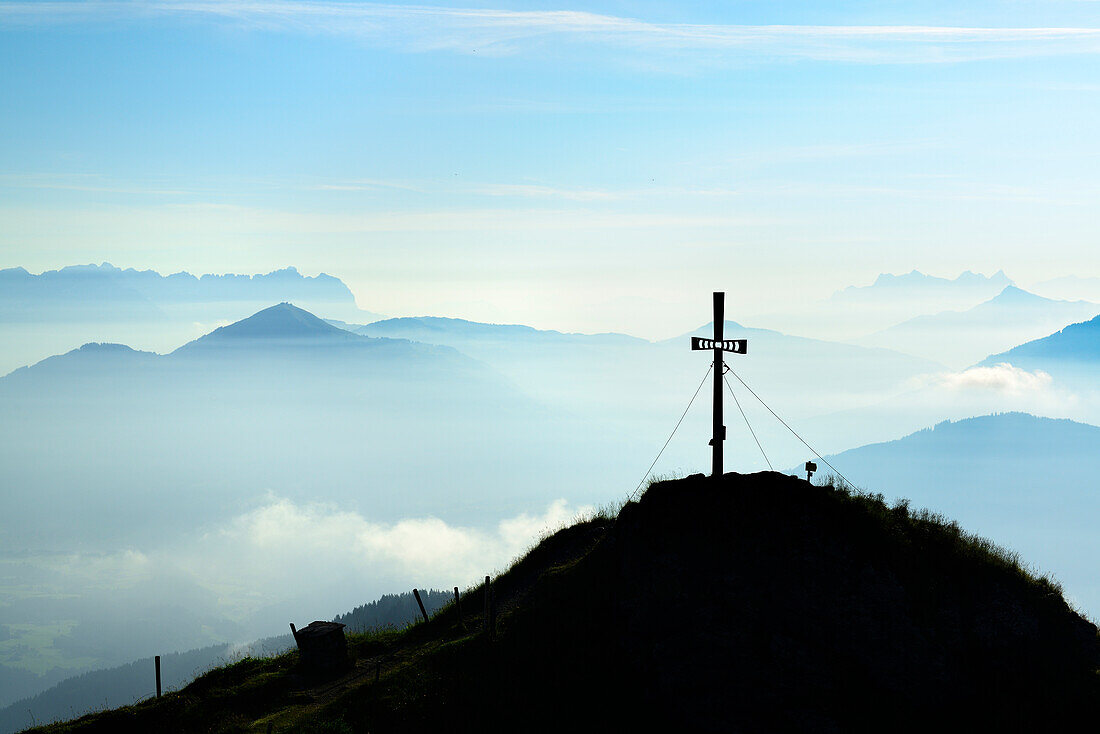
[29,472,1100,733]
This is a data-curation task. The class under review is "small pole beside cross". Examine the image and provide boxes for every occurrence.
[690,292,747,477]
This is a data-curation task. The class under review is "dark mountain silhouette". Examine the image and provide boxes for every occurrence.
[810,412,1100,616]
[858,285,1100,366]
[978,314,1100,384]
[27,473,1100,732]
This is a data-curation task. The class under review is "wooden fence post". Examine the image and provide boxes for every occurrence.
[483,576,490,637]
[154,655,162,699]
[489,585,496,639]
[413,588,430,624]
[483,576,495,641]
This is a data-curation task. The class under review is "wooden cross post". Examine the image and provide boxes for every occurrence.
[690,292,747,477]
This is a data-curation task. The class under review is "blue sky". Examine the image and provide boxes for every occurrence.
[2,1,1099,335]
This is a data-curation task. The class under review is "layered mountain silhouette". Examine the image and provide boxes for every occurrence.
[0,303,549,550]
[811,412,1100,615]
[857,286,1100,367]
[3,304,482,389]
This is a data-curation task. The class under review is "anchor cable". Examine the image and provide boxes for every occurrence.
[722,373,773,471]
[630,362,712,501]
[724,365,853,487]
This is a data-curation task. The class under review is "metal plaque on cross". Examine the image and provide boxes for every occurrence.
[691,337,748,353]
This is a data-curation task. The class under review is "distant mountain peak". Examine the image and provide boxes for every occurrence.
[180,303,360,348]
[987,285,1049,305]
[76,342,141,353]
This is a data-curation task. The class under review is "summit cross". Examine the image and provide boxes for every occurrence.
[690,291,747,477]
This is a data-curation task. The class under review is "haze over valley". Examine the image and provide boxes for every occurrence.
[2,263,1099,727]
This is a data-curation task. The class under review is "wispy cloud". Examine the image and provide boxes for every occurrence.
[0,172,191,196]
[466,183,623,201]
[931,362,1054,394]
[1035,81,1100,92]
[306,178,427,193]
[0,201,768,240]
[306,178,740,201]
[3,2,1100,64]
[4,170,1073,206]
[722,141,939,166]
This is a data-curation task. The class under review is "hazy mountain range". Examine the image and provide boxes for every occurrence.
[0,303,549,552]
[342,316,944,434]
[0,303,646,697]
[856,286,1100,368]
[751,269,1017,340]
[0,263,376,321]
[0,264,384,375]
[833,269,1014,307]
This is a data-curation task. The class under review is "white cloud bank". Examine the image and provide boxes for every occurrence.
[15,496,594,625]
[215,496,585,584]
[897,363,1091,425]
[3,2,1100,64]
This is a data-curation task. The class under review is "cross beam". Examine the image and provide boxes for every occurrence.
[690,292,748,477]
